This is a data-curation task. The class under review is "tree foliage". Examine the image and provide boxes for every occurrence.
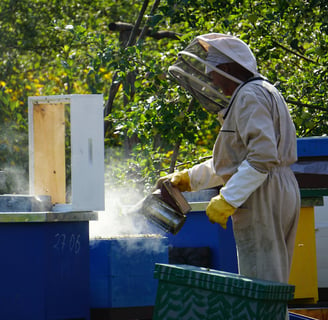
[0,0,327,193]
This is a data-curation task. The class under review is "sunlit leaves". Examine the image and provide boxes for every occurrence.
[0,0,327,192]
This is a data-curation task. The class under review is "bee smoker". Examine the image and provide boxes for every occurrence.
[132,180,191,235]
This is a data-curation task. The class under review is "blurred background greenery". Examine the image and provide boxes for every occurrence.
[0,0,327,194]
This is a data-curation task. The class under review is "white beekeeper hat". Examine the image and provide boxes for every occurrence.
[198,33,259,76]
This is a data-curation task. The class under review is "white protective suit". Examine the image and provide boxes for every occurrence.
[188,77,300,284]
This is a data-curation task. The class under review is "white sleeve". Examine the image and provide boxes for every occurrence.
[188,158,224,191]
[220,159,268,207]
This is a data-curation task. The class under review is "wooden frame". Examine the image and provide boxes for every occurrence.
[28,95,104,211]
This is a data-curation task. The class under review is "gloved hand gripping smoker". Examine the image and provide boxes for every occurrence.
[157,169,238,230]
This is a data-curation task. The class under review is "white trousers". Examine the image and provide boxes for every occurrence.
[231,167,300,283]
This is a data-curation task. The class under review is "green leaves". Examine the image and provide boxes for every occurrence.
[0,0,327,192]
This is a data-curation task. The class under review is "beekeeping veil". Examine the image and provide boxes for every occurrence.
[168,33,259,113]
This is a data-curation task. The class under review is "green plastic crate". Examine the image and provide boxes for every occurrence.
[153,263,295,320]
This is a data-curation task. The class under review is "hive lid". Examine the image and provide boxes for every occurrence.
[297,136,328,158]
[154,263,295,301]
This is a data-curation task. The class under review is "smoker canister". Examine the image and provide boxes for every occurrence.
[131,181,190,235]
[141,193,187,235]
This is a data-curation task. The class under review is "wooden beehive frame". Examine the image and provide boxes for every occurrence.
[28,95,105,211]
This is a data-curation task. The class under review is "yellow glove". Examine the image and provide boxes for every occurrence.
[171,169,191,192]
[206,194,236,229]
[155,169,191,192]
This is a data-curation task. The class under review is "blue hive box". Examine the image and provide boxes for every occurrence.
[297,136,328,158]
[90,235,168,309]
[153,263,295,320]
[0,221,90,320]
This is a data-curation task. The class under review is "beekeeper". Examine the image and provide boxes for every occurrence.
[158,33,300,284]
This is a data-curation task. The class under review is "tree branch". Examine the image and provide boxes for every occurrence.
[286,99,327,112]
[138,0,161,43]
[127,0,150,47]
[272,40,318,64]
[108,22,180,40]
[104,0,150,136]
